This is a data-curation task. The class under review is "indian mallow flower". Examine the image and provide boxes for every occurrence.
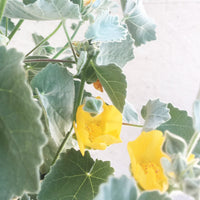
[127,130,169,192]
[73,98,122,156]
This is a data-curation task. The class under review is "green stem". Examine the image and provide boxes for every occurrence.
[53,21,83,59]
[122,122,143,128]
[24,58,76,64]
[25,21,62,57]
[0,0,7,22]
[186,132,200,159]
[62,20,77,63]
[7,19,24,42]
[5,17,8,36]
[51,125,74,166]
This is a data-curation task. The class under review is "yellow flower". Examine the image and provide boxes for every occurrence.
[83,0,96,6]
[74,98,122,156]
[127,130,169,192]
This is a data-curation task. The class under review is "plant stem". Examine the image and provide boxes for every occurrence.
[62,20,77,63]
[25,21,62,57]
[186,131,200,159]
[0,0,7,22]
[51,125,74,166]
[53,21,82,59]
[8,19,24,42]
[24,58,76,64]
[5,17,8,36]
[122,122,143,128]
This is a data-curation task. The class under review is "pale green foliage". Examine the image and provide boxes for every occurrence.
[85,12,127,42]
[0,17,15,34]
[141,99,170,131]
[0,46,46,200]
[38,149,114,200]
[94,176,138,200]
[92,63,127,112]
[138,191,171,200]
[4,0,81,20]
[123,101,139,124]
[96,33,134,68]
[77,51,87,75]
[121,0,156,46]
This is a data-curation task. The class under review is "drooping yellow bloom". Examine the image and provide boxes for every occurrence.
[127,130,169,192]
[74,98,122,156]
[83,0,96,6]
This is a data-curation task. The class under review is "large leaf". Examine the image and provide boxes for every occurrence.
[38,149,114,200]
[138,191,171,200]
[96,33,134,68]
[94,175,137,200]
[85,12,127,42]
[31,63,74,145]
[4,0,81,20]
[141,99,170,132]
[92,63,127,112]
[121,0,156,46]
[0,46,46,200]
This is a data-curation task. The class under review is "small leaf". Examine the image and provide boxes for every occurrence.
[141,99,170,131]
[31,63,75,145]
[0,46,46,200]
[77,51,87,75]
[4,0,81,20]
[171,154,187,177]
[38,149,114,200]
[0,17,15,35]
[193,100,200,132]
[94,175,138,200]
[92,63,127,112]
[138,191,171,200]
[123,100,139,124]
[85,12,127,42]
[96,33,134,68]
[83,97,103,116]
[162,131,187,156]
[121,0,156,46]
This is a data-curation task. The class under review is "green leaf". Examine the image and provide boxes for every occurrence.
[31,63,74,145]
[85,12,127,42]
[38,149,114,200]
[83,97,103,116]
[77,51,87,75]
[121,0,156,46]
[92,63,127,112]
[0,16,15,35]
[94,175,138,200]
[0,46,46,200]
[20,194,31,200]
[141,99,170,132]
[162,131,187,156]
[4,0,81,20]
[157,104,194,144]
[193,100,200,133]
[138,191,171,200]
[96,33,134,68]
[23,0,37,5]
[32,33,55,56]
[123,101,139,124]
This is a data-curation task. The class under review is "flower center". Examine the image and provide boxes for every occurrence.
[86,121,103,142]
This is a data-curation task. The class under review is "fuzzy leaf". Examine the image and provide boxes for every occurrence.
[121,0,156,46]
[85,12,127,42]
[38,149,114,200]
[141,99,170,132]
[94,175,137,200]
[4,0,81,20]
[138,191,171,200]
[0,46,46,200]
[31,63,74,145]
[77,51,87,75]
[123,101,139,124]
[96,33,134,68]
[92,63,127,112]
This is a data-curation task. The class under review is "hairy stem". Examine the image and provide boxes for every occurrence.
[122,122,143,128]
[24,58,76,64]
[25,21,62,57]
[62,20,77,63]
[7,19,24,42]
[53,21,83,59]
